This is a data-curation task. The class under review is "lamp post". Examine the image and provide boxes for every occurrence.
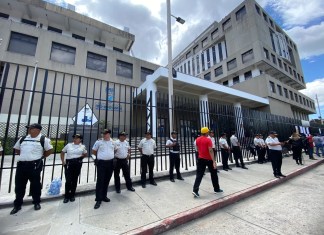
[25,61,38,124]
[166,0,185,134]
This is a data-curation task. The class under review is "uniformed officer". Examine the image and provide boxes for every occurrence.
[230,131,248,169]
[92,129,115,209]
[219,133,231,171]
[138,131,157,188]
[166,131,184,182]
[60,134,87,203]
[254,134,264,163]
[11,123,53,215]
[114,131,135,193]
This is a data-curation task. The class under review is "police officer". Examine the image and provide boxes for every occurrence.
[230,131,248,169]
[92,129,115,209]
[138,131,157,188]
[219,133,231,171]
[11,123,53,215]
[166,131,184,182]
[114,131,135,193]
[60,134,87,203]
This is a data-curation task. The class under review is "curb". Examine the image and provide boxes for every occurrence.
[124,158,324,235]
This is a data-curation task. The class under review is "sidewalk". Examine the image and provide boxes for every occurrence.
[0,156,323,235]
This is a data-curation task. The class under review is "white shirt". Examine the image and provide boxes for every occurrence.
[265,136,282,151]
[62,143,87,160]
[166,137,180,153]
[219,137,229,149]
[14,133,53,161]
[115,140,130,159]
[138,138,156,155]
[92,139,115,160]
[208,136,216,148]
[230,135,239,147]
[254,137,261,146]
[193,140,198,151]
[259,138,266,146]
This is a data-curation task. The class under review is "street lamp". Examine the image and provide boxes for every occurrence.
[167,0,185,134]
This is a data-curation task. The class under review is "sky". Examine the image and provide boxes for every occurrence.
[53,0,324,120]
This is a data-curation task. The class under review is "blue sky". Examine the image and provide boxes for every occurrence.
[59,0,324,119]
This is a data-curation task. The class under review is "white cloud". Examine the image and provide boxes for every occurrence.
[300,78,324,114]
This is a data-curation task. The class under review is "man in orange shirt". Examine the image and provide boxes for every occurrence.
[192,127,223,197]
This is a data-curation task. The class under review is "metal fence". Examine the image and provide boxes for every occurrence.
[0,62,322,194]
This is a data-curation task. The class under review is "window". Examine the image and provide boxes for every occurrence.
[293,70,297,79]
[269,19,274,28]
[284,63,288,72]
[264,48,269,59]
[223,80,228,86]
[289,67,292,75]
[8,32,38,56]
[277,85,282,96]
[255,5,261,15]
[201,53,205,71]
[202,38,208,48]
[214,66,223,77]
[86,52,107,72]
[186,51,191,59]
[141,67,154,81]
[21,18,37,27]
[269,81,275,93]
[0,12,9,19]
[233,76,239,84]
[113,47,123,53]
[206,49,211,68]
[289,91,294,100]
[187,61,191,74]
[301,76,304,83]
[116,60,133,78]
[72,33,85,41]
[278,58,282,68]
[94,40,105,47]
[294,93,298,102]
[242,49,254,63]
[222,18,232,31]
[303,97,306,105]
[299,95,302,104]
[218,43,223,61]
[306,100,309,107]
[227,58,237,71]
[297,73,301,81]
[263,12,268,22]
[284,88,288,98]
[244,71,252,80]
[211,28,219,40]
[212,46,216,64]
[204,72,211,81]
[184,63,187,73]
[48,26,62,34]
[271,54,276,64]
[193,45,198,54]
[196,55,200,74]
[236,6,247,21]
[50,42,76,64]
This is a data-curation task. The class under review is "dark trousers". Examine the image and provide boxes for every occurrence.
[221,148,229,169]
[95,159,114,201]
[64,158,82,199]
[308,147,314,159]
[141,154,155,184]
[114,158,132,190]
[193,158,220,193]
[292,147,302,164]
[256,147,266,163]
[14,160,43,207]
[232,146,245,167]
[169,152,181,179]
[269,150,283,176]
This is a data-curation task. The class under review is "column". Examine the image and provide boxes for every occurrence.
[199,95,209,127]
[146,82,157,137]
[234,102,245,138]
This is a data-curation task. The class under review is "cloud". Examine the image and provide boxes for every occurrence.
[300,78,324,107]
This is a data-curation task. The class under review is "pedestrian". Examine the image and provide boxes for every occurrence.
[138,131,157,188]
[92,129,115,209]
[219,133,231,171]
[306,134,316,160]
[60,134,87,203]
[166,131,184,182]
[230,131,248,169]
[10,123,53,215]
[287,132,303,165]
[259,134,268,162]
[313,133,323,157]
[192,127,223,197]
[114,131,135,193]
[254,134,265,163]
[265,131,286,178]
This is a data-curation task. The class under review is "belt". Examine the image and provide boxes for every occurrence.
[18,159,42,164]
[97,159,113,161]
[66,157,83,162]
[142,154,154,157]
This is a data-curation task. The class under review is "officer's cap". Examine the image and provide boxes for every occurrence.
[171,131,177,135]
[220,132,227,136]
[25,123,42,130]
[145,130,152,135]
[102,129,111,134]
[269,131,278,135]
[118,131,127,137]
[72,134,83,139]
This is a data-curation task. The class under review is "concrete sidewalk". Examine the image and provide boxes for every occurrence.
[0,156,323,235]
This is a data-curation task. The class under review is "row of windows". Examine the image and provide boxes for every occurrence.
[222,70,252,86]
[269,81,314,109]
[7,32,154,80]
[263,48,304,83]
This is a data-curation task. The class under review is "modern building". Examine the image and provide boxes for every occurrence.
[172,0,316,120]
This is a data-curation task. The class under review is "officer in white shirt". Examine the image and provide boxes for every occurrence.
[230,131,248,169]
[114,132,135,193]
[11,123,53,215]
[92,129,115,209]
[166,131,184,182]
[259,134,268,162]
[219,133,231,171]
[138,131,157,188]
[60,134,87,203]
[254,134,263,163]
[265,131,286,178]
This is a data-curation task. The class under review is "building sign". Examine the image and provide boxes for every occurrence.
[72,104,98,125]
[95,87,122,111]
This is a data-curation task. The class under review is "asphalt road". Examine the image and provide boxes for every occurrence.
[163,163,324,235]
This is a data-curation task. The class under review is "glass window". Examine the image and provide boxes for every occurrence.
[202,37,208,48]
[263,12,268,22]
[293,70,297,79]
[188,60,191,74]
[186,51,191,59]
[211,28,219,40]
[201,53,205,71]
[284,63,288,72]
[204,72,211,81]
[50,42,76,65]
[206,49,211,69]
[242,49,254,63]
[264,48,269,59]
[72,33,85,41]
[193,45,198,54]
[21,18,37,27]
[0,12,9,19]
[303,97,306,105]
[294,93,298,102]
[269,19,274,28]
[271,54,276,64]
[233,76,239,84]
[236,6,247,21]
[8,32,38,56]
[212,46,216,64]
[116,60,133,79]
[94,40,105,47]
[218,43,223,61]
[270,81,275,93]
[215,66,223,77]
[223,80,228,86]
[86,52,107,72]
[113,47,123,53]
[141,67,154,81]
[289,67,292,75]
[255,5,261,15]
[196,55,200,74]
[277,85,282,96]
[284,88,288,98]
[278,59,282,68]
[244,71,252,80]
[289,91,294,100]
[222,18,232,31]
[227,58,237,71]
[48,26,62,34]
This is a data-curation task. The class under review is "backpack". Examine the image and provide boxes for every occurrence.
[19,135,46,150]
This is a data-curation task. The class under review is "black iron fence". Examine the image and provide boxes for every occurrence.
[0,62,322,194]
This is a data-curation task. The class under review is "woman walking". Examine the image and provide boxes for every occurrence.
[287,132,303,165]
